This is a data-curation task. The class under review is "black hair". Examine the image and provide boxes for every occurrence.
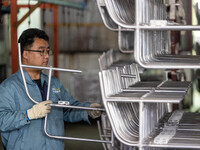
[18,28,49,56]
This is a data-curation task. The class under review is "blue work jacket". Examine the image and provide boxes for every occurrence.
[0,70,91,150]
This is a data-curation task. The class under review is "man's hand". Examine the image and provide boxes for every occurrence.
[88,103,102,119]
[27,100,53,120]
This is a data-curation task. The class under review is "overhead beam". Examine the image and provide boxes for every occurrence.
[14,2,42,27]
[32,0,85,9]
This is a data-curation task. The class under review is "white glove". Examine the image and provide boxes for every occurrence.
[27,100,53,120]
[88,103,102,119]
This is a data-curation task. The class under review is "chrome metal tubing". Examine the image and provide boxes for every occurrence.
[21,64,82,73]
[48,104,105,111]
[18,43,111,144]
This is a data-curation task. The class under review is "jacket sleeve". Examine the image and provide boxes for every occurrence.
[0,85,30,132]
[59,84,91,123]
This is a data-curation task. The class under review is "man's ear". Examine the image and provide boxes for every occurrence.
[23,51,29,60]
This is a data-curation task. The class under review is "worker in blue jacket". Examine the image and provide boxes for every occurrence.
[0,28,101,150]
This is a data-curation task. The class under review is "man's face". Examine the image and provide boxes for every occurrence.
[24,37,50,67]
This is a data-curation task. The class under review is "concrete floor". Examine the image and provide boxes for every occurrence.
[0,121,104,150]
[64,121,104,150]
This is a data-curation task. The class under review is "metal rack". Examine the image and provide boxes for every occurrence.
[97,0,200,69]
[98,50,198,150]
[96,1,200,145]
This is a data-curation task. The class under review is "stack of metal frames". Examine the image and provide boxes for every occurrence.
[97,0,200,68]
[98,49,134,70]
[97,0,135,53]
[98,48,195,149]
[96,0,200,149]
[144,110,200,149]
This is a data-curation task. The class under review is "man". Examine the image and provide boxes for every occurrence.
[0,28,101,150]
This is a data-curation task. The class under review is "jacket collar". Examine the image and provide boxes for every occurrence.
[16,69,48,85]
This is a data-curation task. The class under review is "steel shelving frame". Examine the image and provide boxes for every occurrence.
[97,1,200,149]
